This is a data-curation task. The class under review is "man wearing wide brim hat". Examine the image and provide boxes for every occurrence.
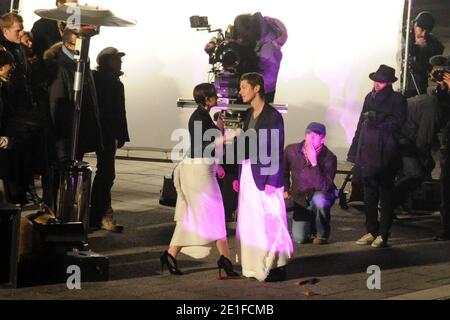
[347,64,407,248]
[368,64,398,83]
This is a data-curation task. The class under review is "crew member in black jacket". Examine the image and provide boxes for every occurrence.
[90,47,130,233]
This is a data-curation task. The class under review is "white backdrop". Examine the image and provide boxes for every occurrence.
[20,0,405,159]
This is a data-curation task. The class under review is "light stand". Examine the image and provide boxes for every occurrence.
[34,3,136,242]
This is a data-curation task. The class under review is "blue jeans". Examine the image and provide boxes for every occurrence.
[292,192,334,243]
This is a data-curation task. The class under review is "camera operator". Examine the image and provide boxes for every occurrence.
[406,11,444,98]
[431,55,450,241]
[205,12,287,103]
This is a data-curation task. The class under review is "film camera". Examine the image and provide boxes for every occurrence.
[190,15,242,100]
[430,66,450,82]
[190,15,246,129]
[429,55,450,83]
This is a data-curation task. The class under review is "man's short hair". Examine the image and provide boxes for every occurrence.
[306,122,326,137]
[240,72,265,97]
[62,28,77,44]
[0,12,23,29]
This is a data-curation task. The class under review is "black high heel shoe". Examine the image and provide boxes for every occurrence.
[160,250,183,275]
[217,255,240,279]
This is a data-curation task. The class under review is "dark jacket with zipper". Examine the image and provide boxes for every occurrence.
[48,48,102,161]
[284,141,337,207]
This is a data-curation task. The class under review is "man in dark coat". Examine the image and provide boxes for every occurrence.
[432,55,450,241]
[406,11,444,97]
[1,12,42,204]
[0,49,14,184]
[48,28,102,163]
[284,122,338,245]
[348,65,407,248]
[394,93,441,208]
[31,0,78,59]
[90,47,130,232]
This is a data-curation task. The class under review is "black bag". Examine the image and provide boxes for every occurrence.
[159,172,177,207]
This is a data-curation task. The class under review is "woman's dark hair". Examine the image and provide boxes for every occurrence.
[240,72,265,97]
[193,83,217,106]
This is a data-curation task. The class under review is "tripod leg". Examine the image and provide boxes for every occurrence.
[409,71,421,96]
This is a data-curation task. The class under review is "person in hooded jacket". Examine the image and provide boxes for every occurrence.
[232,12,287,103]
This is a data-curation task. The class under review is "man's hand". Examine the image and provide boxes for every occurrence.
[284,191,291,199]
[224,128,241,143]
[443,72,450,89]
[304,138,317,167]
[216,112,225,132]
[415,35,427,48]
[216,165,226,179]
[117,140,126,149]
[265,184,276,195]
[232,180,239,192]
[204,41,216,54]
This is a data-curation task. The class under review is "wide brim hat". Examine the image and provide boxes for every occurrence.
[369,64,398,83]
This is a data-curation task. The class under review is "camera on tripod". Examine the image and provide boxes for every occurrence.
[190,16,241,99]
[190,15,245,130]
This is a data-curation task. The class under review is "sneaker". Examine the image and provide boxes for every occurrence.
[356,233,375,245]
[312,237,328,245]
[101,216,124,233]
[371,236,387,248]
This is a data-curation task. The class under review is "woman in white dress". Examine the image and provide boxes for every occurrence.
[233,73,293,282]
[161,83,239,278]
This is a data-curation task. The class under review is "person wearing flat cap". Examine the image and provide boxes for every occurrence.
[89,47,130,233]
[348,64,407,248]
[406,11,444,97]
[284,122,338,245]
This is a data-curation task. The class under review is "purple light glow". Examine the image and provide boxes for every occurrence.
[236,161,293,254]
[174,161,227,242]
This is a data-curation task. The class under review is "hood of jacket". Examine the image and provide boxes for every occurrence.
[254,12,288,49]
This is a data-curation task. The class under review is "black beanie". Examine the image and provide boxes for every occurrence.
[414,11,435,32]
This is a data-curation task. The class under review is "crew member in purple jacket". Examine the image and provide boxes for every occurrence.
[284,123,338,245]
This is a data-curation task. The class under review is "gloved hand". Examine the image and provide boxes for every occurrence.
[117,140,126,149]
[362,111,377,122]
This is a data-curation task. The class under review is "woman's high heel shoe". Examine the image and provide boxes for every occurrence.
[160,250,183,275]
[217,255,240,279]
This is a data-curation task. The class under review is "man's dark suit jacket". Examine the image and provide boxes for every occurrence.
[238,103,284,191]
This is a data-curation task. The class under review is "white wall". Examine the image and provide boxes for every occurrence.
[20,0,405,159]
